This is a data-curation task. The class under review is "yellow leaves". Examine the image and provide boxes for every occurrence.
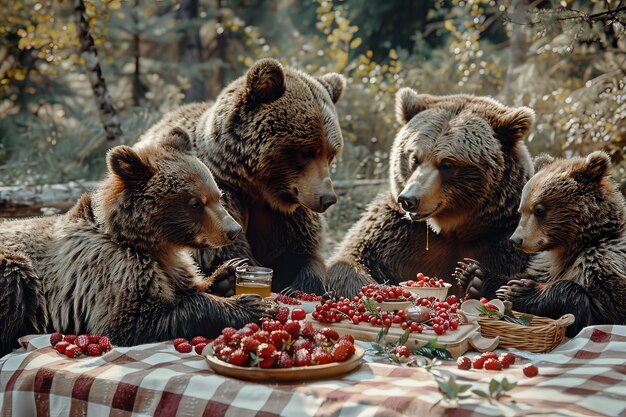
[444,19,456,33]
[109,0,121,10]
[349,37,361,49]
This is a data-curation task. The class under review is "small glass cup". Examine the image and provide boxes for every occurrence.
[235,265,273,298]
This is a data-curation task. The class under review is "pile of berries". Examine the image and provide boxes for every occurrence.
[405,273,447,288]
[49,332,112,358]
[359,284,414,303]
[173,336,213,355]
[293,290,323,302]
[456,352,538,377]
[211,320,357,368]
[275,293,302,305]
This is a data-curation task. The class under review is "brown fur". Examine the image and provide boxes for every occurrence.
[138,59,346,294]
[0,129,264,356]
[494,151,626,337]
[327,88,534,298]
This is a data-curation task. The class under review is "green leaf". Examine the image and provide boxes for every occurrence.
[518,314,534,326]
[489,378,498,395]
[500,377,517,391]
[458,384,472,393]
[370,342,385,353]
[472,389,489,398]
[400,328,410,345]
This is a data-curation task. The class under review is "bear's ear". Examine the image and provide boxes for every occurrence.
[107,145,154,184]
[395,88,433,125]
[491,106,534,146]
[573,151,611,184]
[245,58,286,106]
[162,128,192,153]
[317,73,346,103]
[533,153,555,172]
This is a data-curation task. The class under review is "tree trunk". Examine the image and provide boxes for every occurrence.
[74,0,125,144]
[131,0,146,106]
[216,0,228,89]
[503,0,529,104]
[177,0,205,102]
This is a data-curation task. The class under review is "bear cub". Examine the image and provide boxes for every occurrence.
[460,151,626,337]
[0,129,264,356]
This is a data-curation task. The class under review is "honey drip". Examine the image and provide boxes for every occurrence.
[426,222,429,251]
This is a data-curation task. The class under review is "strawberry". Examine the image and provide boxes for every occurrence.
[228,349,249,367]
[75,335,90,352]
[483,303,499,311]
[262,319,282,333]
[191,336,208,346]
[499,355,511,368]
[394,345,411,358]
[282,320,301,339]
[221,327,238,342]
[256,343,277,368]
[98,336,111,352]
[311,347,332,365]
[275,307,290,324]
[229,332,245,347]
[63,334,77,344]
[299,321,316,339]
[244,323,260,332]
[176,342,193,353]
[319,328,340,342]
[484,358,502,371]
[294,348,311,366]
[313,333,328,345]
[50,332,63,346]
[456,356,472,370]
[481,351,498,360]
[87,343,102,357]
[292,338,315,353]
[217,346,234,361]
[55,341,70,354]
[523,364,538,377]
[472,356,485,369]
[65,344,81,358]
[331,342,355,362]
[276,351,294,368]
[87,334,100,344]
[480,297,488,304]
[253,330,270,343]
[291,308,306,321]
[240,336,261,353]
[337,335,355,345]
[213,335,227,350]
[173,338,187,348]
[501,352,516,365]
[270,330,291,350]
[195,343,207,355]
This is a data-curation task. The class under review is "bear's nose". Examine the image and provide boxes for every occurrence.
[227,224,242,241]
[319,193,337,212]
[398,194,420,212]
[509,236,522,249]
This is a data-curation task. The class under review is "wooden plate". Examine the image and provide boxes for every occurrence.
[205,345,365,382]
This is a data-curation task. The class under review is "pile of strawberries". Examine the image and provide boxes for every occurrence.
[173,336,214,355]
[405,272,447,288]
[211,318,356,368]
[49,332,112,358]
[456,351,539,377]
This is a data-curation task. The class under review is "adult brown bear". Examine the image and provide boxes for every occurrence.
[138,58,345,295]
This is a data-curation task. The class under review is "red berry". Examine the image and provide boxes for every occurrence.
[195,343,207,355]
[63,334,77,344]
[55,341,70,354]
[276,351,294,368]
[173,338,187,348]
[291,308,306,321]
[294,348,311,366]
[446,295,458,305]
[311,347,332,365]
[256,343,277,368]
[176,342,193,353]
[292,338,315,353]
[98,336,111,352]
[262,319,282,333]
[300,321,316,338]
[456,356,472,370]
[244,323,260,332]
[241,336,261,353]
[394,345,411,358]
[65,344,81,358]
[480,297,488,304]
[75,335,90,352]
[221,327,237,342]
[275,307,290,324]
[501,352,516,365]
[481,351,498,360]
[191,336,208,346]
[499,355,511,368]
[253,330,270,343]
[87,334,100,344]
[270,330,291,350]
[331,342,355,362]
[484,358,502,371]
[50,332,63,346]
[282,320,301,339]
[523,364,538,377]
[228,349,249,367]
[87,343,102,357]
[319,328,340,341]
[337,334,355,345]
[472,356,485,369]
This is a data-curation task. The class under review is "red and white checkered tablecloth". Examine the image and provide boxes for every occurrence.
[1,325,625,417]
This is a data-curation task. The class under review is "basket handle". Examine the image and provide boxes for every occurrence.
[556,313,576,327]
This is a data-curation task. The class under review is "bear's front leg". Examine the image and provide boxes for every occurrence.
[326,258,378,299]
[205,257,250,297]
[454,258,506,300]
[497,279,591,337]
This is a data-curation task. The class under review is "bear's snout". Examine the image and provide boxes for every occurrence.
[318,193,337,212]
[509,236,523,249]
[226,224,242,241]
[398,194,420,212]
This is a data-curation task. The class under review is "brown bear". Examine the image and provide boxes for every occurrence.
[459,151,626,337]
[326,88,534,298]
[138,58,345,296]
[0,128,264,356]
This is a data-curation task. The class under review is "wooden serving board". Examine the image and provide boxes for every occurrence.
[309,315,499,358]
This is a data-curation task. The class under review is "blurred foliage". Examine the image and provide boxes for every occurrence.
[1,0,625,231]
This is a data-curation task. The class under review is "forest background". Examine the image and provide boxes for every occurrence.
[1,0,625,247]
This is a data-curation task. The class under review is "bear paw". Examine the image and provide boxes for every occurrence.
[453,258,485,299]
[496,279,537,301]
[233,293,270,324]
[209,258,249,297]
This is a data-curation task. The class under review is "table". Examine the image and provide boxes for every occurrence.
[1,326,625,417]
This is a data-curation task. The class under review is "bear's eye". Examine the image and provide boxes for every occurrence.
[412,153,421,166]
[533,204,546,218]
[438,159,455,172]
[189,197,202,209]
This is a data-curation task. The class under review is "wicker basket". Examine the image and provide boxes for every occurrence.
[478,312,575,353]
